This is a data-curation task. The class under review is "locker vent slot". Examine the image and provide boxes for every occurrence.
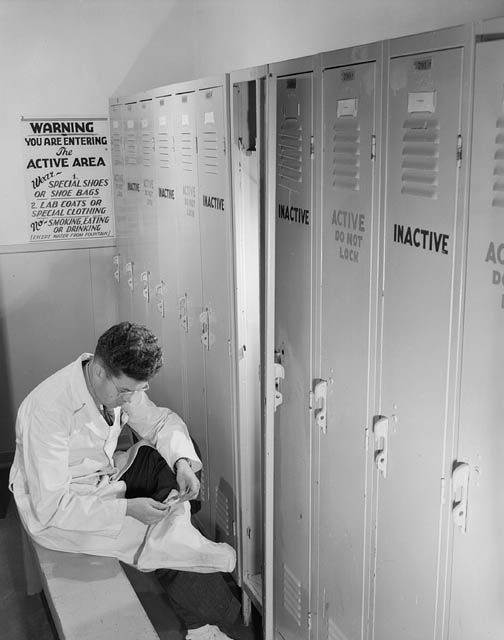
[282,564,302,626]
[327,617,349,640]
[157,132,173,169]
[492,117,504,208]
[332,119,360,191]
[202,130,219,175]
[111,133,123,167]
[401,117,439,199]
[179,132,194,173]
[215,486,231,537]
[125,133,138,166]
[278,120,303,186]
[142,133,153,168]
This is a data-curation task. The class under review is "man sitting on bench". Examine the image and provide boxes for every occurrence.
[9,322,237,640]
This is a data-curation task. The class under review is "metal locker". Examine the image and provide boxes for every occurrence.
[316,45,382,640]
[271,58,316,640]
[172,87,210,531]
[123,98,142,321]
[135,97,158,331]
[153,91,184,418]
[109,100,130,321]
[196,79,237,550]
[372,28,472,640]
[230,66,266,614]
[447,27,504,639]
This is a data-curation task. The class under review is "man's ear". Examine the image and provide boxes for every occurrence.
[93,360,107,380]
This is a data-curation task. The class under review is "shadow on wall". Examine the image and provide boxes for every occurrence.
[112,1,197,98]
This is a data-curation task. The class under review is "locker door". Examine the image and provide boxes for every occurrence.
[154,94,184,417]
[173,91,210,530]
[448,38,504,639]
[274,72,313,640]
[136,98,157,330]
[132,99,160,330]
[230,74,264,605]
[109,102,129,320]
[196,83,237,547]
[318,57,380,640]
[123,100,141,320]
[373,47,464,639]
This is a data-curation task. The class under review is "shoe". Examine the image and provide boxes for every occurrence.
[186,624,235,640]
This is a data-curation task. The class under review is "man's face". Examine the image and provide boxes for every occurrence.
[94,363,149,408]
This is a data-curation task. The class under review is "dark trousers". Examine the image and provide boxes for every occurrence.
[120,445,240,630]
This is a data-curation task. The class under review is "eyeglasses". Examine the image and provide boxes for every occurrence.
[108,377,149,397]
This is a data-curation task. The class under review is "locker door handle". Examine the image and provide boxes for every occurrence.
[155,282,165,318]
[179,295,188,333]
[113,255,120,283]
[141,271,150,302]
[452,462,470,533]
[373,416,389,479]
[273,362,285,412]
[313,379,328,433]
[200,308,210,350]
[126,262,134,291]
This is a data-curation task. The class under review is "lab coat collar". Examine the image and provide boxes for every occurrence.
[69,353,99,416]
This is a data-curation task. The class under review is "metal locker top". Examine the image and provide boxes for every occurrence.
[387,21,475,57]
[268,53,319,77]
[321,40,383,70]
[229,65,268,84]
[476,15,504,37]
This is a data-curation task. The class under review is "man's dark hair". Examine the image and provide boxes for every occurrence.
[95,322,163,381]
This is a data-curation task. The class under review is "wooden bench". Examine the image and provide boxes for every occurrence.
[21,527,159,640]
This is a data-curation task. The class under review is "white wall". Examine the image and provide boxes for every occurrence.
[0,0,195,246]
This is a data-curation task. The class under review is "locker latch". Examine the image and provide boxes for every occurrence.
[452,462,470,533]
[200,307,215,350]
[155,282,165,318]
[125,262,134,291]
[313,379,328,433]
[200,308,210,350]
[273,361,285,412]
[179,294,189,333]
[373,415,389,479]
[113,255,120,283]
[141,271,150,302]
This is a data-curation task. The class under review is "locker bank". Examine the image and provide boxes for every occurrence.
[2,2,504,639]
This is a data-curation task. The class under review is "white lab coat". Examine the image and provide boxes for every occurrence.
[9,354,235,573]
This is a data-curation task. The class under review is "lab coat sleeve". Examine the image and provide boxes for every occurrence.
[18,401,127,536]
[122,393,202,472]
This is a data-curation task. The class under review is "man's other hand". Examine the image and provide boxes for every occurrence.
[175,459,200,501]
[126,497,171,524]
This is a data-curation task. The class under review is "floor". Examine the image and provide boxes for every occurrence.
[0,469,262,640]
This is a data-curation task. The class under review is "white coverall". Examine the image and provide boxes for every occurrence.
[9,354,235,572]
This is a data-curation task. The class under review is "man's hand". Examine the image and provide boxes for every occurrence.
[175,459,200,501]
[126,497,171,524]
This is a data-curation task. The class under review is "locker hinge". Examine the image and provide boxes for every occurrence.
[307,612,312,631]
[310,135,314,158]
[232,520,237,537]
[456,134,463,168]
[371,134,376,161]
[195,136,199,154]
[440,476,446,505]
[223,136,226,156]
[308,390,314,410]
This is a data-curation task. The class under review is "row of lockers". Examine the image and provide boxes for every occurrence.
[266,19,504,640]
[108,15,504,640]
